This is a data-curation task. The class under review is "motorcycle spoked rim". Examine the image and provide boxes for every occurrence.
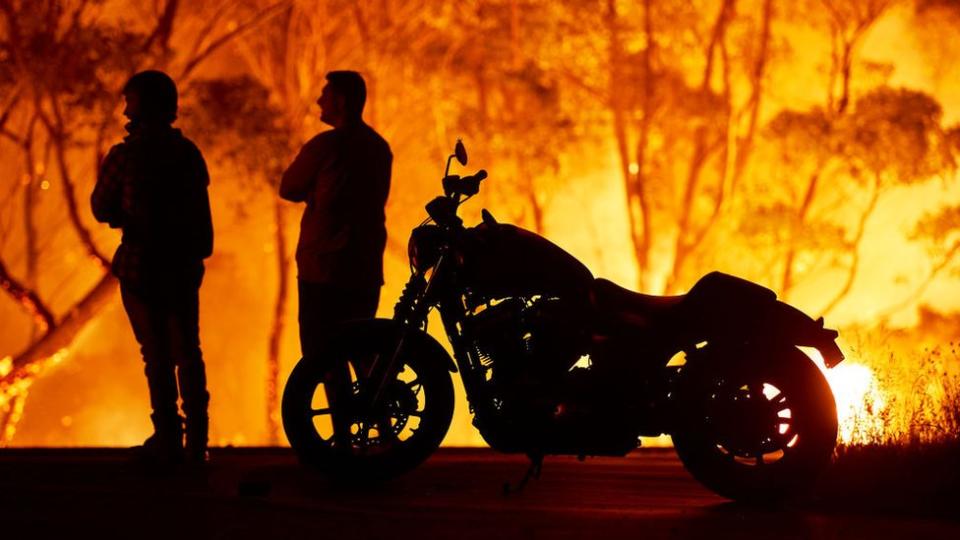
[282,334,454,481]
[671,347,838,501]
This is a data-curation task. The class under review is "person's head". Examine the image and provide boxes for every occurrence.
[122,70,178,124]
[317,70,366,127]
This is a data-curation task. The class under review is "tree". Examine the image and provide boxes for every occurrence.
[882,126,960,317]
[547,0,776,293]
[749,87,956,315]
[0,0,285,444]
[0,0,161,442]
[180,75,293,444]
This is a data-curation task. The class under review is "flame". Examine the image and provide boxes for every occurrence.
[0,349,70,445]
[0,379,32,443]
[803,348,887,444]
[823,361,887,445]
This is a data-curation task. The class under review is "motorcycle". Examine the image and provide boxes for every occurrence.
[281,140,844,502]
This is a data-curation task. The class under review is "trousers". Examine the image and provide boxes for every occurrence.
[120,280,210,425]
[297,280,380,449]
[297,280,381,359]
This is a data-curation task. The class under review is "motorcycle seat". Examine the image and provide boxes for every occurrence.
[590,278,685,327]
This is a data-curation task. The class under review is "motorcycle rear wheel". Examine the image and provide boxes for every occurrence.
[671,345,837,503]
[281,322,454,482]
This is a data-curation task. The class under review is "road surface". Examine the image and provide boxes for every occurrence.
[0,448,956,539]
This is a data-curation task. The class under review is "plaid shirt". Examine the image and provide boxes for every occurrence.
[91,123,213,288]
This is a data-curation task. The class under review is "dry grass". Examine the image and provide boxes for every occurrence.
[806,316,960,515]
[835,327,959,445]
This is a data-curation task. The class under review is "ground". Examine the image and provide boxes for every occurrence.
[1,448,957,539]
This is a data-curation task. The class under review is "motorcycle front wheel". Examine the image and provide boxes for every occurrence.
[281,321,454,482]
[671,345,838,503]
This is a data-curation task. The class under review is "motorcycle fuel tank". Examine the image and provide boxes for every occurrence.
[457,222,594,302]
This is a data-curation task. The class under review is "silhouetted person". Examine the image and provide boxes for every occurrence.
[91,70,213,464]
[280,71,392,448]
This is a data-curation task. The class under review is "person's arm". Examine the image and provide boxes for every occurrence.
[280,135,328,202]
[192,147,214,259]
[90,145,125,228]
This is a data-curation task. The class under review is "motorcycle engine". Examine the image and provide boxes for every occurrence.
[464,295,603,452]
[465,295,586,395]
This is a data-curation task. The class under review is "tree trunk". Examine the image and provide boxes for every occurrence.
[0,258,55,333]
[664,0,735,293]
[265,199,289,445]
[607,0,652,290]
[0,273,118,444]
[6,274,118,375]
[46,118,109,269]
[21,121,40,338]
[730,0,772,193]
[819,176,882,317]
[780,169,822,299]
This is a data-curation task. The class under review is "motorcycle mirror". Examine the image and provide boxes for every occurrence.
[454,139,468,166]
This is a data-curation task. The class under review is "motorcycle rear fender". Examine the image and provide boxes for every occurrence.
[738,301,844,368]
[328,318,458,373]
[681,274,842,367]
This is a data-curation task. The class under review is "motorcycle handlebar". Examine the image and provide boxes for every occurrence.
[442,169,488,198]
[428,168,488,228]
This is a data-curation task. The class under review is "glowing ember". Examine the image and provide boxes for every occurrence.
[0,378,31,443]
[0,349,70,445]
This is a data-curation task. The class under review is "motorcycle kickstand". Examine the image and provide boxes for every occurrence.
[503,454,543,496]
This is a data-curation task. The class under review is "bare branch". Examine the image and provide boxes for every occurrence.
[664,0,735,293]
[877,240,960,319]
[35,98,110,269]
[59,0,90,44]
[179,1,292,80]
[186,1,235,62]
[730,0,772,194]
[0,86,21,131]
[0,0,20,47]
[0,181,20,248]
[5,273,118,377]
[265,198,289,444]
[140,0,180,53]
[819,178,883,316]
[0,126,22,144]
[20,112,40,317]
[607,0,654,288]
[0,257,55,333]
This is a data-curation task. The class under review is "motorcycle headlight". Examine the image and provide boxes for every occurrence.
[408,225,443,272]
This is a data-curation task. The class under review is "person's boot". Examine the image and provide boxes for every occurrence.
[184,413,209,465]
[132,412,184,465]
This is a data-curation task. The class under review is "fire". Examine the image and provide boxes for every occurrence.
[805,346,892,445]
[797,348,892,445]
[823,361,886,445]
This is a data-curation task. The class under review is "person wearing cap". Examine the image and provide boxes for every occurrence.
[91,70,213,464]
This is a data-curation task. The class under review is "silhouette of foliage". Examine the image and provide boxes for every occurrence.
[842,87,955,185]
[182,76,290,184]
